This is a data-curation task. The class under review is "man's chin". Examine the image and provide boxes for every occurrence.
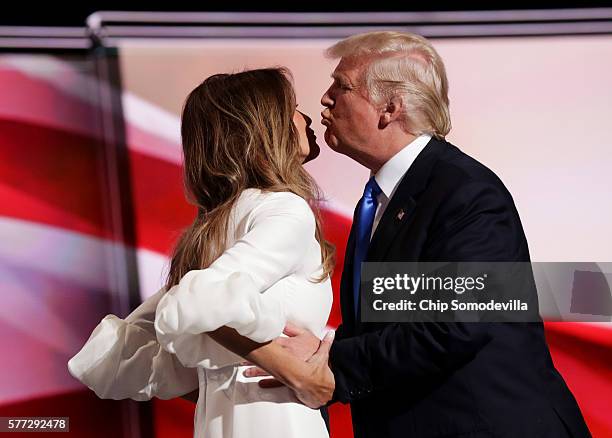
[325,140,345,155]
[324,130,339,151]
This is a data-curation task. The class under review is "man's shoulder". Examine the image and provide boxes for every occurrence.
[428,138,510,197]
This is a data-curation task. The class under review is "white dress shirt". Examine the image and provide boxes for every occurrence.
[371,134,432,238]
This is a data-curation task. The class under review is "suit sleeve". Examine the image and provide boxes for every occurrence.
[329,180,524,403]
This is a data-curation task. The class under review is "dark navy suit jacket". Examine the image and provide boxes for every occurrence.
[328,137,591,438]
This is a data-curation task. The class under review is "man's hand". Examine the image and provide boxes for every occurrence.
[277,322,322,360]
[207,324,335,407]
[243,322,320,380]
[244,330,336,408]
[292,330,336,408]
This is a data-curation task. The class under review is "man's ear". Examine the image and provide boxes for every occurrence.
[378,95,404,129]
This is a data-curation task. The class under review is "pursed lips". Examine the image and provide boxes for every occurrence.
[321,112,332,127]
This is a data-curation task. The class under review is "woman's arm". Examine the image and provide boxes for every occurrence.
[154,192,320,368]
[68,287,199,401]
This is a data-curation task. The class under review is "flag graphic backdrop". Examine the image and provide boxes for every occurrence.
[1,35,611,437]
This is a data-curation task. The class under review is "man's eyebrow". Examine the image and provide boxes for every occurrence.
[331,72,351,84]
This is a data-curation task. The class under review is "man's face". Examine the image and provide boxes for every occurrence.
[320,57,381,161]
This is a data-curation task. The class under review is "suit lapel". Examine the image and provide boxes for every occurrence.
[367,195,416,260]
[338,204,360,329]
[367,137,444,261]
[338,137,446,331]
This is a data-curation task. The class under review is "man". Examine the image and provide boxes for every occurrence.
[242,31,591,438]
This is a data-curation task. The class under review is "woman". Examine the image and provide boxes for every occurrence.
[68,68,334,438]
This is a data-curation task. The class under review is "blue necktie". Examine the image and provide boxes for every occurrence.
[353,176,382,318]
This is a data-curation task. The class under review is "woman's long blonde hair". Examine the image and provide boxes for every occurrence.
[165,67,334,290]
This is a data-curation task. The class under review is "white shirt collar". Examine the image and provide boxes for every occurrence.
[373,134,432,199]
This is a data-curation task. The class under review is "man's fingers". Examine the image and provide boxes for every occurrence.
[258,378,285,388]
[283,322,305,337]
[239,360,254,366]
[274,337,289,348]
[242,366,271,377]
[309,330,335,362]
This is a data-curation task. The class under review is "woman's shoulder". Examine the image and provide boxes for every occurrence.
[234,189,315,237]
[240,188,313,216]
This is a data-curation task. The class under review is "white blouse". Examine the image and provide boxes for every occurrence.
[67,287,198,400]
[68,189,333,438]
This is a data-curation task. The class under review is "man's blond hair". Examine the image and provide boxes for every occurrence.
[326,31,451,138]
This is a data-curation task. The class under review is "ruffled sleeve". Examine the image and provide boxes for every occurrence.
[67,287,199,401]
[154,192,317,368]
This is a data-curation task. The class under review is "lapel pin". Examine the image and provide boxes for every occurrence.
[396,209,405,221]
